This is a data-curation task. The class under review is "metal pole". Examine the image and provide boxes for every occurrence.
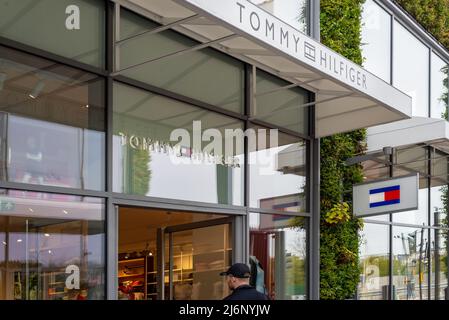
[308,0,320,301]
[157,227,165,300]
[389,151,394,300]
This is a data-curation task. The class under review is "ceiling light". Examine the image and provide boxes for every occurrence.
[0,72,6,91]
[28,208,34,212]
[44,233,50,237]
[2,241,6,245]
[148,252,153,256]
[17,239,23,243]
[48,250,52,254]
[63,210,68,214]
[29,80,45,99]
[84,104,89,108]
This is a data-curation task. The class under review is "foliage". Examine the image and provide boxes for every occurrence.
[395,0,449,49]
[319,0,366,299]
[129,148,151,195]
[324,202,351,224]
[441,65,449,120]
[438,185,449,272]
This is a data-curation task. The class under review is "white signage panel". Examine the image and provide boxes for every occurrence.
[353,174,419,217]
[175,0,411,116]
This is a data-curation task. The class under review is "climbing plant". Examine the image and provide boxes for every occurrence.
[319,0,366,300]
[395,0,449,49]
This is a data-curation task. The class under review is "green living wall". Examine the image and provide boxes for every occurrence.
[395,0,449,49]
[317,0,449,299]
[319,0,366,299]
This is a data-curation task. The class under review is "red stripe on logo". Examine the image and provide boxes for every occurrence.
[384,189,400,201]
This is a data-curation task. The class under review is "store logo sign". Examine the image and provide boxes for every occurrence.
[353,174,418,217]
[118,121,283,171]
[178,0,369,91]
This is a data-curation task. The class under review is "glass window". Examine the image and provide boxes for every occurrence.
[0,0,105,68]
[358,223,390,300]
[113,82,244,205]
[392,226,429,300]
[430,228,449,300]
[249,127,307,213]
[0,189,105,300]
[117,9,245,114]
[430,52,448,120]
[431,181,448,228]
[394,145,428,189]
[0,46,105,191]
[393,21,429,117]
[249,212,307,300]
[361,0,392,83]
[249,0,308,34]
[254,70,309,135]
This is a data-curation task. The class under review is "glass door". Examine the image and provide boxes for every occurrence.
[162,218,233,300]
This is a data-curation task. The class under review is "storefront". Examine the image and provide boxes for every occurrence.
[0,0,411,300]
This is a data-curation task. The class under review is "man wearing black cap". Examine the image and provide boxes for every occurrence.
[219,263,269,300]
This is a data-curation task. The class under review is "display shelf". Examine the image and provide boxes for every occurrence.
[118,273,144,279]
[119,258,144,264]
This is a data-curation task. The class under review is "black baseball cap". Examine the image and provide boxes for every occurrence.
[219,263,251,278]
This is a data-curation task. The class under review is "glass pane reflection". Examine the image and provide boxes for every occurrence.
[0,46,105,191]
[358,223,390,300]
[0,189,105,300]
[249,212,307,300]
[392,226,429,300]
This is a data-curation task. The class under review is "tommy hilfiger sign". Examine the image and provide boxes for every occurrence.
[234,2,368,90]
[352,174,419,217]
[176,0,369,92]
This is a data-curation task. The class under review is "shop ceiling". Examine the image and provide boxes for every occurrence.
[112,0,412,137]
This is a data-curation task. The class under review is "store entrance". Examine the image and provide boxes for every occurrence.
[118,206,233,300]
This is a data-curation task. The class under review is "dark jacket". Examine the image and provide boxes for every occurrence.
[223,285,270,300]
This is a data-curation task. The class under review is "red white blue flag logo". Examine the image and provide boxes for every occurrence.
[369,185,400,208]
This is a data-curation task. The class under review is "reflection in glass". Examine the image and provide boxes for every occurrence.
[431,182,448,228]
[118,9,244,114]
[392,226,429,300]
[254,70,309,135]
[0,189,105,300]
[431,53,449,120]
[0,46,105,191]
[0,0,105,68]
[361,0,391,82]
[430,229,449,300]
[249,0,308,34]
[249,127,307,213]
[393,21,429,117]
[113,82,244,205]
[249,212,307,300]
[358,223,390,299]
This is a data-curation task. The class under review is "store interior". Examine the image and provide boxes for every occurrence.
[118,206,233,300]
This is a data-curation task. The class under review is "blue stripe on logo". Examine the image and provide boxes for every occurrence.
[369,185,400,194]
[369,199,400,208]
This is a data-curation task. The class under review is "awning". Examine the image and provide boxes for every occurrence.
[362,117,449,188]
[114,0,412,137]
[367,117,449,153]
